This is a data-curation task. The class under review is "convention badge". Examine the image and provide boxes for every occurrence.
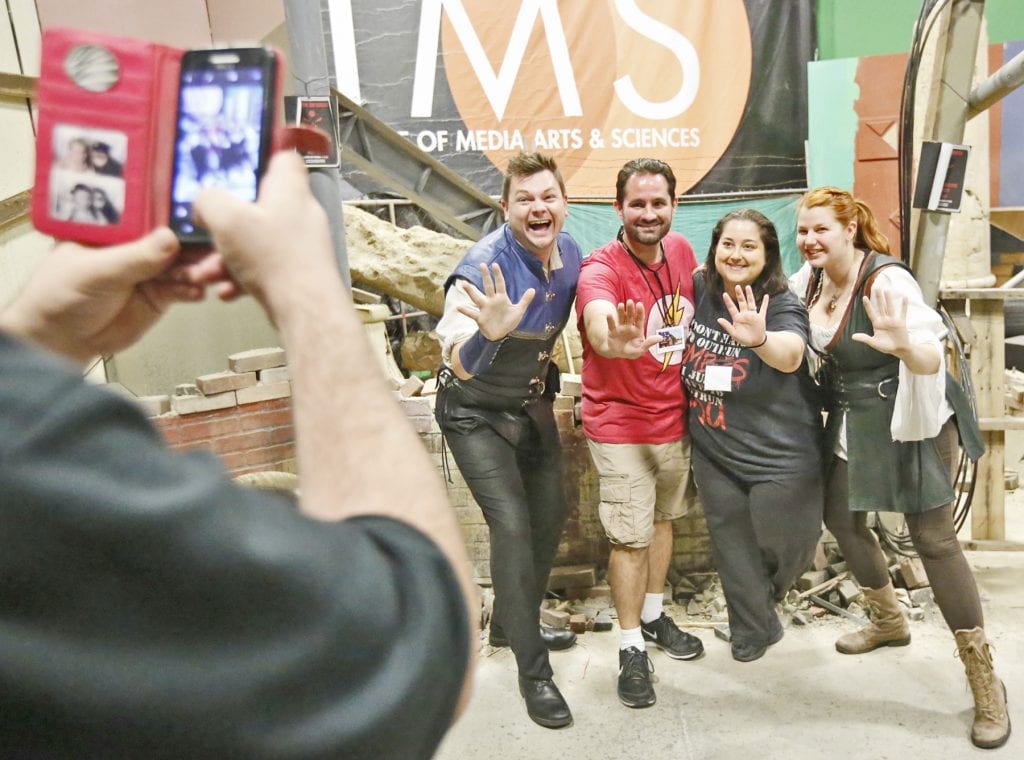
[653,325,685,356]
[704,364,733,392]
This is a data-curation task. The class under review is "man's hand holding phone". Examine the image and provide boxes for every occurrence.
[169,46,279,246]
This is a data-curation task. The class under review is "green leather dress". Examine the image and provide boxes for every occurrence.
[810,252,983,513]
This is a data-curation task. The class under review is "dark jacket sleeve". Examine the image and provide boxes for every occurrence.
[0,335,468,760]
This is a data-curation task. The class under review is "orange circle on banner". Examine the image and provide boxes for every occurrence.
[441,0,751,197]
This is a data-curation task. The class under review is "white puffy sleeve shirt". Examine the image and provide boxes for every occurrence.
[789,263,951,457]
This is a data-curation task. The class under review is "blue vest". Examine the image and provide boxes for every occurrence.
[445,225,581,404]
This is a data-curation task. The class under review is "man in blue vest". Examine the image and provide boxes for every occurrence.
[435,152,581,729]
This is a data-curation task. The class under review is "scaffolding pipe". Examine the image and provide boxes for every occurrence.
[282,0,351,289]
[968,47,1024,118]
[911,0,985,306]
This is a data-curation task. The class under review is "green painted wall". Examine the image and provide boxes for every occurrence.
[566,195,805,276]
[806,58,859,190]
[817,0,1024,60]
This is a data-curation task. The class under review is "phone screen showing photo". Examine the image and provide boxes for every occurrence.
[170,51,272,242]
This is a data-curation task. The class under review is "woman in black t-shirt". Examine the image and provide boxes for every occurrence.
[681,209,823,662]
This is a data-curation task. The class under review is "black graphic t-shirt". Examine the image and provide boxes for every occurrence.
[681,287,823,483]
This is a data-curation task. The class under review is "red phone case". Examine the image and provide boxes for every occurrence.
[32,28,184,245]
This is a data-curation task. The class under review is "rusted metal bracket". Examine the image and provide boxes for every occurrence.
[0,72,35,100]
[0,190,31,231]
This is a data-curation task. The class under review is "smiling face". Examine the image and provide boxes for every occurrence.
[715,219,767,290]
[796,204,856,269]
[501,169,568,261]
[615,172,676,257]
[65,138,91,170]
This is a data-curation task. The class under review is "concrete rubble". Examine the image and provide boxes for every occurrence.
[474,530,942,648]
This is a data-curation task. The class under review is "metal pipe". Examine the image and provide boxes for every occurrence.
[968,48,1024,118]
[1000,266,1024,289]
[911,0,985,306]
[282,0,351,289]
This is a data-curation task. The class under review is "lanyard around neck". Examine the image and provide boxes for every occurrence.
[617,227,673,325]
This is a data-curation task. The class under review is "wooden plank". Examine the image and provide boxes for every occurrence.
[0,71,35,99]
[350,286,382,304]
[978,417,1024,431]
[960,539,1024,552]
[991,207,1024,241]
[969,299,1005,541]
[0,189,31,230]
[939,288,1024,300]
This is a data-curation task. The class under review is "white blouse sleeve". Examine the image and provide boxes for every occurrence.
[870,267,953,441]
[788,263,813,302]
[434,280,481,366]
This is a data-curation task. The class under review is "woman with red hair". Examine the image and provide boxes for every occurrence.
[792,186,1008,750]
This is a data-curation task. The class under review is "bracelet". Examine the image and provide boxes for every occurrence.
[458,330,502,374]
[744,333,768,349]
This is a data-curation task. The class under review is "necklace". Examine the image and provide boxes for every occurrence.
[809,271,849,315]
[617,228,674,325]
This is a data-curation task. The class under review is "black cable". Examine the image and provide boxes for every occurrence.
[898,0,952,263]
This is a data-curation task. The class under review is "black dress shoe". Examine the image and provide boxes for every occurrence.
[731,624,784,663]
[518,676,573,728]
[540,626,577,650]
[489,625,577,651]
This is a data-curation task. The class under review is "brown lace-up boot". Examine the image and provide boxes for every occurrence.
[955,627,1011,749]
[835,582,911,654]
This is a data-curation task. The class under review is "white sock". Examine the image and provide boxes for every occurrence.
[640,593,664,624]
[620,626,645,651]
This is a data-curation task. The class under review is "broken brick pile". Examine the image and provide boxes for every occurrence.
[486,530,940,648]
[782,528,937,627]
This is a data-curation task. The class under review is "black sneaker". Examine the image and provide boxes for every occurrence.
[617,646,656,708]
[641,613,705,660]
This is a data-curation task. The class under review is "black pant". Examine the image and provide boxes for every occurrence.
[439,402,567,680]
[693,450,823,648]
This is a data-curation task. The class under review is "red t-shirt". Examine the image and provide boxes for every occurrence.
[576,231,698,443]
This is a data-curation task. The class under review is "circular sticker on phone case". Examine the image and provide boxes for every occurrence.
[64,44,120,92]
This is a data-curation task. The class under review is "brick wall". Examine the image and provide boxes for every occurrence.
[145,376,713,580]
[153,398,296,477]
[403,391,714,581]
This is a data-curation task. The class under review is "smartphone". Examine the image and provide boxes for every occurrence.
[168,47,277,245]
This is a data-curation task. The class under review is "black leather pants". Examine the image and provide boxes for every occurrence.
[438,394,567,680]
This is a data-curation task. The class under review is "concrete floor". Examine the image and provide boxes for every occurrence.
[437,463,1024,760]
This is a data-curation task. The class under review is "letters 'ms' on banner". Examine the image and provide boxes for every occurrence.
[333,0,813,197]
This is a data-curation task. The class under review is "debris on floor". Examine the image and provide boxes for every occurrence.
[473,531,939,649]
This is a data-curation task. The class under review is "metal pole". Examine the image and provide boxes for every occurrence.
[968,47,1024,118]
[282,0,351,289]
[911,0,985,306]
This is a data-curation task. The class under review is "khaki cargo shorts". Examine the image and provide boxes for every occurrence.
[587,438,696,548]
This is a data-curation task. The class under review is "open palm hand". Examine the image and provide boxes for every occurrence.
[851,287,912,356]
[457,262,536,340]
[606,300,660,359]
[717,285,768,348]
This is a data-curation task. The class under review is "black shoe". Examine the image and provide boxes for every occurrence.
[489,625,577,651]
[617,646,656,708]
[540,626,577,651]
[518,676,573,728]
[731,624,784,663]
[640,613,704,660]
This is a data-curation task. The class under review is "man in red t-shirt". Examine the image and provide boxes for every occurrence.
[576,158,702,709]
